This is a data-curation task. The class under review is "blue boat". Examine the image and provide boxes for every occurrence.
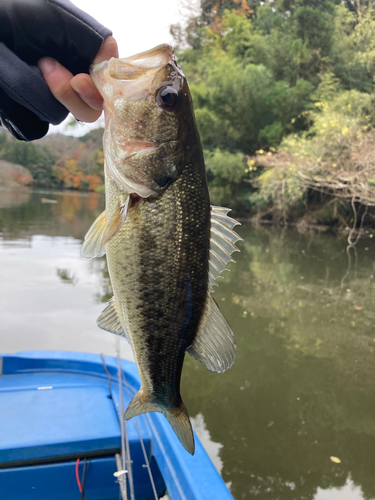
[0,350,234,500]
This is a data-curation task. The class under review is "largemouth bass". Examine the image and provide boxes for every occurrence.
[82,44,241,455]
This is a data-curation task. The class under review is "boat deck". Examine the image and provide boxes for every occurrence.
[0,351,234,500]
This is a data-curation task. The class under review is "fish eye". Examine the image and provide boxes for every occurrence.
[156,86,178,109]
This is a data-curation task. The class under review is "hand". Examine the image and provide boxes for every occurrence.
[0,0,113,140]
[38,36,119,123]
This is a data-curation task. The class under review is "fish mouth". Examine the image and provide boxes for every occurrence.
[108,134,178,163]
[109,44,175,79]
[118,137,160,160]
[91,44,184,100]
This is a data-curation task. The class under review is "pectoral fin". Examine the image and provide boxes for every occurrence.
[81,210,107,259]
[187,293,236,373]
[81,200,129,259]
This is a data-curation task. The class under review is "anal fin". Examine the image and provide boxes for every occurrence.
[97,296,128,340]
[187,293,236,373]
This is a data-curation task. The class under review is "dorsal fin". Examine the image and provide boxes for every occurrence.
[186,293,236,373]
[209,206,242,292]
[186,206,241,371]
[97,296,128,341]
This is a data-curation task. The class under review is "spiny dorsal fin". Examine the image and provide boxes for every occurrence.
[209,206,242,292]
[97,296,128,340]
[186,293,236,373]
[81,199,129,259]
[81,210,107,259]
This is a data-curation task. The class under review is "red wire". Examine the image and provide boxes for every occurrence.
[75,458,82,493]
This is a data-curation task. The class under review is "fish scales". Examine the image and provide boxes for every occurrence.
[106,164,210,407]
[82,44,241,455]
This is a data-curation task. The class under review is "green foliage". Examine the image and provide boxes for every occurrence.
[332,4,375,92]
[205,148,247,183]
[250,80,375,223]
[204,148,254,211]
[172,0,375,220]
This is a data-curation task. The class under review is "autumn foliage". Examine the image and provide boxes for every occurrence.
[0,128,105,192]
[52,144,103,191]
[11,171,33,186]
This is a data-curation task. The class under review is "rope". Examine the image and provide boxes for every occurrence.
[121,369,159,500]
[75,458,87,500]
[81,458,89,500]
[135,419,159,500]
[102,348,159,500]
[75,459,82,493]
[101,353,128,500]
[115,453,127,500]
[117,347,135,500]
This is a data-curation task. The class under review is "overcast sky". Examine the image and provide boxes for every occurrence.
[50,0,196,135]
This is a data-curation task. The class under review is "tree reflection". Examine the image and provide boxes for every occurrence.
[0,188,104,240]
[182,224,375,500]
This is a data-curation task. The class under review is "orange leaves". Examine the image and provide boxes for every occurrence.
[85,174,102,192]
[53,151,103,191]
[53,156,81,188]
[73,174,81,189]
[10,171,33,186]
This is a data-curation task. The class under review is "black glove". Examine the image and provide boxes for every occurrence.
[0,0,112,141]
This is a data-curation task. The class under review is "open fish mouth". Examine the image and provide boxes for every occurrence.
[108,44,175,79]
[91,44,183,101]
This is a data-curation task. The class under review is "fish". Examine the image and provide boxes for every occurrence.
[81,44,241,455]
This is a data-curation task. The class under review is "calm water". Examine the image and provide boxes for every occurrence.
[1,187,375,500]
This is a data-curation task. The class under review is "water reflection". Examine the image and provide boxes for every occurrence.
[314,477,364,500]
[191,413,224,474]
[0,186,31,208]
[181,225,375,500]
[1,188,375,500]
[0,187,102,240]
[0,188,130,359]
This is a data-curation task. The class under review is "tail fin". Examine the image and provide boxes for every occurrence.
[124,391,195,455]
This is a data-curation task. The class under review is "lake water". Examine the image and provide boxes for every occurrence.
[1,186,375,500]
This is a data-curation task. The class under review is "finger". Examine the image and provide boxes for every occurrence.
[38,57,101,122]
[70,73,103,110]
[94,36,119,64]
[72,37,119,109]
